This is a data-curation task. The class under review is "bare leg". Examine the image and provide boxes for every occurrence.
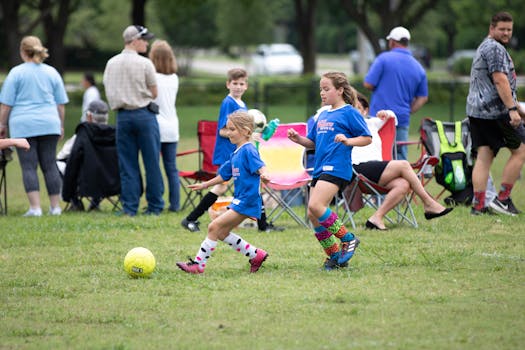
[307,180,339,226]
[207,209,246,241]
[49,194,61,209]
[368,178,409,230]
[500,143,525,185]
[472,146,494,194]
[27,191,41,209]
[377,160,447,214]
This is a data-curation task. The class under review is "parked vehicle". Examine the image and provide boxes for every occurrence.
[251,44,303,75]
[447,50,477,71]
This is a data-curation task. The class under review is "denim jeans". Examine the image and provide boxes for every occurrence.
[396,126,410,160]
[116,107,164,215]
[161,142,180,211]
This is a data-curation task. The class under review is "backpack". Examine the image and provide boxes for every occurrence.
[435,120,469,193]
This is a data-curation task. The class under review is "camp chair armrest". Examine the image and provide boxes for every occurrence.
[177,149,199,157]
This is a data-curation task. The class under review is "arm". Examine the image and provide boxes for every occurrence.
[410,96,428,114]
[0,138,30,150]
[187,174,225,191]
[334,135,372,147]
[257,166,270,184]
[287,128,315,149]
[0,104,11,139]
[57,104,65,140]
[363,82,374,91]
[493,72,521,127]
[149,85,158,100]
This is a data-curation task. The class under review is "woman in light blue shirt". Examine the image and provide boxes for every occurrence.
[0,35,68,216]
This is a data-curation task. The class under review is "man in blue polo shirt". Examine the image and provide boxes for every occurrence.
[364,26,428,160]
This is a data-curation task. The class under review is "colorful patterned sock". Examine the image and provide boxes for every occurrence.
[473,191,486,210]
[314,226,339,258]
[318,208,354,242]
[194,238,217,270]
[223,233,257,259]
[498,183,513,201]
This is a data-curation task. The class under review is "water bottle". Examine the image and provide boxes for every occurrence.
[262,118,280,141]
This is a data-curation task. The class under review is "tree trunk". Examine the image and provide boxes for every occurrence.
[1,0,22,68]
[294,0,317,74]
[131,0,147,26]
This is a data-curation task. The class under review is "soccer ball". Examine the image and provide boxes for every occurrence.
[124,247,156,278]
[248,109,267,133]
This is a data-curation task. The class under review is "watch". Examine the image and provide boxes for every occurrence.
[508,106,518,111]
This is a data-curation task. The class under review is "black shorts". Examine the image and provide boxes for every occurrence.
[310,173,351,192]
[353,161,389,184]
[469,116,525,157]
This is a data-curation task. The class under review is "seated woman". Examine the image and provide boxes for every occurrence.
[352,93,452,230]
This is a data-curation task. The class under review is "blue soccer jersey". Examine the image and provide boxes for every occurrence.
[307,104,371,181]
[218,142,265,218]
[212,95,247,165]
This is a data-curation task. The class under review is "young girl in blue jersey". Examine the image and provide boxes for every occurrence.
[177,111,269,274]
[288,72,372,270]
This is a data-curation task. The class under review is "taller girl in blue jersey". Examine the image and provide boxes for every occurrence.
[177,111,269,274]
[288,72,372,270]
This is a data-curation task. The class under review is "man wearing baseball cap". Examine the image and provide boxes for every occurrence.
[103,25,164,216]
[364,26,428,160]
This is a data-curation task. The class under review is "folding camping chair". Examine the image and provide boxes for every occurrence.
[62,123,121,211]
[177,120,219,211]
[419,117,472,202]
[258,122,311,228]
[337,117,419,228]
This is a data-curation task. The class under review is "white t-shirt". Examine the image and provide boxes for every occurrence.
[352,117,384,165]
[81,85,101,122]
[154,73,179,142]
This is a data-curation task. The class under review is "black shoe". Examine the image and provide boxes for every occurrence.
[365,220,387,231]
[424,207,453,220]
[259,223,285,232]
[470,207,495,216]
[181,218,200,232]
[489,198,520,216]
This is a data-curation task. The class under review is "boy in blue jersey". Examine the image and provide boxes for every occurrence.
[288,72,371,270]
[181,68,282,232]
[177,111,269,274]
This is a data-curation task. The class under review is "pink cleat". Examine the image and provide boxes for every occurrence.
[249,249,268,273]
[176,258,204,274]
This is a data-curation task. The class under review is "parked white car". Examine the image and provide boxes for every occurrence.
[251,44,303,75]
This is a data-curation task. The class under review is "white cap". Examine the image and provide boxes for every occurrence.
[386,26,411,41]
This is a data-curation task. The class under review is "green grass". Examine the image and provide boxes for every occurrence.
[1,101,524,349]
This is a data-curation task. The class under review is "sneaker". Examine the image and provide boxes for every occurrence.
[259,223,285,233]
[181,218,200,232]
[176,258,204,274]
[23,208,42,217]
[49,206,62,216]
[470,207,495,216]
[323,255,348,271]
[337,236,360,265]
[489,198,520,216]
[249,249,268,273]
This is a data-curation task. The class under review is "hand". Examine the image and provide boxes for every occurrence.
[187,183,206,191]
[376,110,395,120]
[334,133,348,145]
[14,138,30,150]
[253,132,262,143]
[260,172,270,184]
[287,128,299,142]
[509,110,521,128]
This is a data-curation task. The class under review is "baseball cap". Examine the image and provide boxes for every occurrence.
[87,100,109,115]
[386,26,411,41]
[123,25,155,42]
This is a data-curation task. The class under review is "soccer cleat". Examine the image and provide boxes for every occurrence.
[249,249,268,273]
[489,198,520,216]
[259,223,285,233]
[323,255,348,271]
[176,258,204,274]
[337,236,360,265]
[470,207,495,216]
[181,218,200,232]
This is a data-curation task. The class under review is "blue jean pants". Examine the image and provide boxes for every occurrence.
[396,126,409,160]
[161,142,180,211]
[116,108,164,215]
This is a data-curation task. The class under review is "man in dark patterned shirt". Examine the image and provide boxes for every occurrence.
[467,11,525,216]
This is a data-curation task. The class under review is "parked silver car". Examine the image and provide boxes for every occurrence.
[251,44,303,75]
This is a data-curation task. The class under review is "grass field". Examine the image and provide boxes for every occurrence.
[1,101,524,349]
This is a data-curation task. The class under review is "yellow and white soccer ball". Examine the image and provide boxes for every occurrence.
[248,109,267,133]
[124,247,156,278]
